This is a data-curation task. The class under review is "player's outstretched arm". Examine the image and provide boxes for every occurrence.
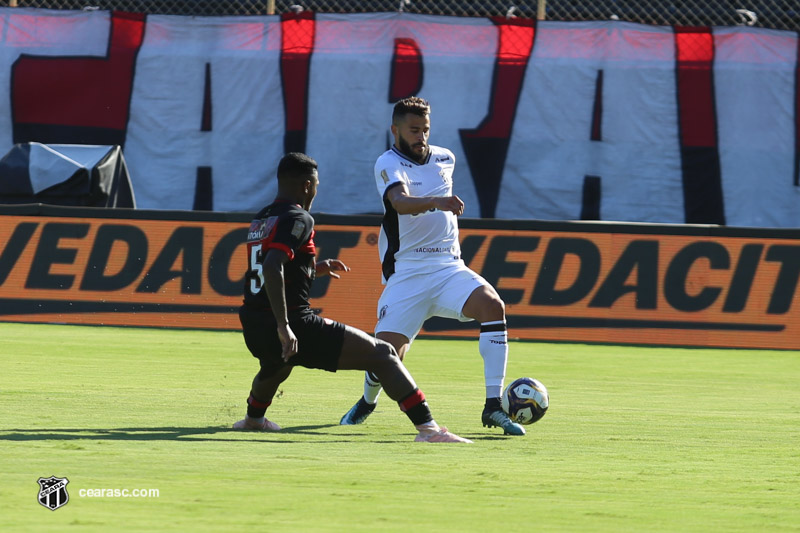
[316,259,350,279]
[387,183,464,216]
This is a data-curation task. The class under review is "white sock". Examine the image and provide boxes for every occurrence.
[479,320,508,399]
[415,421,439,432]
[363,371,383,404]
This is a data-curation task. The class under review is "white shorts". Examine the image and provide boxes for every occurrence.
[375,261,488,342]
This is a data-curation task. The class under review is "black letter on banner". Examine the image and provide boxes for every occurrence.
[460,235,486,267]
[590,240,658,309]
[581,176,602,221]
[0,222,37,285]
[664,242,729,312]
[764,245,800,314]
[26,223,89,289]
[310,231,360,299]
[530,238,600,306]
[136,227,203,294]
[194,167,213,211]
[81,224,148,291]
[481,236,539,305]
[722,244,763,312]
[208,228,248,296]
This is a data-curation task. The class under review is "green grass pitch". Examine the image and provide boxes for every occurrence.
[1,322,799,532]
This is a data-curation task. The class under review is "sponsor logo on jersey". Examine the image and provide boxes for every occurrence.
[413,246,457,254]
[248,216,278,241]
[400,161,413,168]
[435,156,451,162]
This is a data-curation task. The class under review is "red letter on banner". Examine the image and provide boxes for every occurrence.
[674,26,725,224]
[459,17,535,218]
[11,11,146,146]
[281,11,315,153]
[389,38,422,102]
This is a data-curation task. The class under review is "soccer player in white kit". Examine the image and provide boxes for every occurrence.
[340,97,525,436]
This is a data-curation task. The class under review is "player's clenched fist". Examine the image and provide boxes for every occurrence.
[434,195,464,216]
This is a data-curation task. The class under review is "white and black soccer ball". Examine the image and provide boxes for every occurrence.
[501,377,549,425]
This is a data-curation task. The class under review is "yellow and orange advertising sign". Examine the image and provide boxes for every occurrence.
[444,225,800,350]
[1,209,799,350]
[0,213,384,332]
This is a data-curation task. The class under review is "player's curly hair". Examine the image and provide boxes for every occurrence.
[277,152,317,182]
[392,96,430,125]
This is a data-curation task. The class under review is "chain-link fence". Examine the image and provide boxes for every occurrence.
[0,0,797,30]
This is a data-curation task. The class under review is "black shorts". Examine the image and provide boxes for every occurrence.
[239,306,346,375]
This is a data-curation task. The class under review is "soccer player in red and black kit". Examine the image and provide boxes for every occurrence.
[234,152,470,443]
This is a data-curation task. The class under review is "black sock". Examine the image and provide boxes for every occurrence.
[484,397,502,412]
[359,397,376,412]
[246,394,270,419]
[398,388,434,426]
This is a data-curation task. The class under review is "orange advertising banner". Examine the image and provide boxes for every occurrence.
[430,224,800,350]
[0,210,384,332]
[1,207,799,350]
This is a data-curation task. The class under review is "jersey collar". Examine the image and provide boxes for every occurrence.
[391,146,430,166]
[273,197,302,208]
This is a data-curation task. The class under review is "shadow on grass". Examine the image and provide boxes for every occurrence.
[0,424,363,443]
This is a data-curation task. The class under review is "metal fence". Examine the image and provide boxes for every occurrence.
[0,0,797,31]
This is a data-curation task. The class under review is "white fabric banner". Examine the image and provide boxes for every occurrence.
[714,27,800,227]
[0,9,111,151]
[1,8,798,227]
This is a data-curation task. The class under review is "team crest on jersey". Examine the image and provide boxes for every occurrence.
[439,168,451,185]
[37,476,69,511]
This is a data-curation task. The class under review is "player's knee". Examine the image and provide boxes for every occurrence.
[375,339,399,360]
[481,293,505,321]
[371,340,401,370]
[256,363,288,382]
[492,295,505,316]
[256,367,276,381]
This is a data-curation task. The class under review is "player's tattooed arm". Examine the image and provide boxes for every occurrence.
[386,183,464,216]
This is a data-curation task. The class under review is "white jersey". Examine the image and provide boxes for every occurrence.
[374,145,461,283]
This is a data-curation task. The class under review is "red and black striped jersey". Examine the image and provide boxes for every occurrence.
[242,200,316,314]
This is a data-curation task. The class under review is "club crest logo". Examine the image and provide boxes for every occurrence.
[38,476,70,511]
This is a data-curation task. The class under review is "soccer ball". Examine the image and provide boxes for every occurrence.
[501,377,549,425]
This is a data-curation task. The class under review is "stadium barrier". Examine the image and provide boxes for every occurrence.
[1,204,799,350]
